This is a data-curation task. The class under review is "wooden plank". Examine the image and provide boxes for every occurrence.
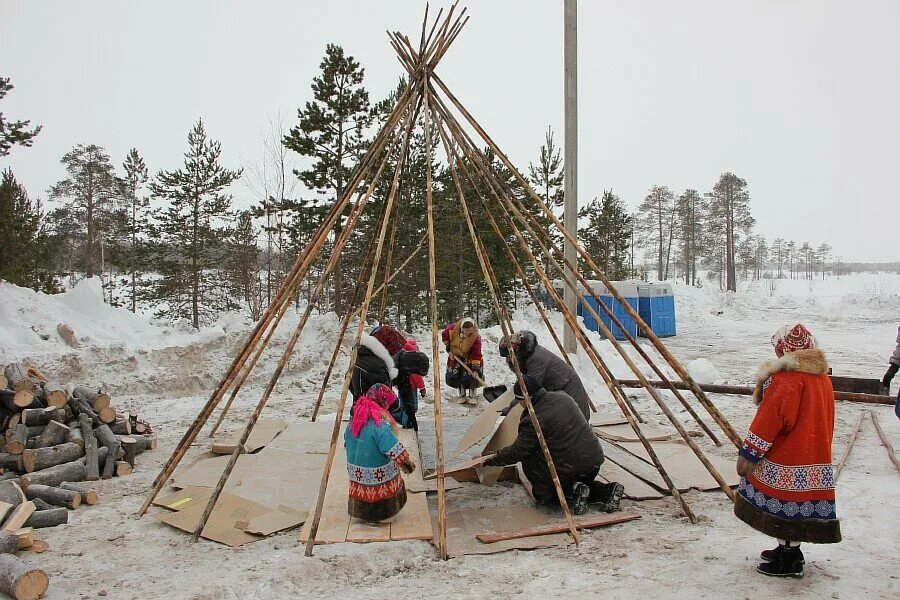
[589,411,629,427]
[476,511,641,544]
[346,518,391,543]
[298,433,351,545]
[390,430,434,542]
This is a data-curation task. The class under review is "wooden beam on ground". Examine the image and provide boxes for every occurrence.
[475,511,641,544]
[871,411,900,474]
[616,380,894,406]
[834,413,865,482]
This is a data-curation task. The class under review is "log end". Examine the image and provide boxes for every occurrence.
[83,490,98,506]
[20,454,34,475]
[12,392,33,409]
[45,392,67,409]
[12,567,48,600]
[6,444,25,457]
[97,408,116,424]
[114,461,132,477]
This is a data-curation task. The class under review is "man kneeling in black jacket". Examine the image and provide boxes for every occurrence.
[483,375,624,515]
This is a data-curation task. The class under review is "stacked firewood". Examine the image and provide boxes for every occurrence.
[0,362,156,564]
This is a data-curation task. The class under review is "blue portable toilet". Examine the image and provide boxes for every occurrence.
[578,281,639,340]
[637,282,676,337]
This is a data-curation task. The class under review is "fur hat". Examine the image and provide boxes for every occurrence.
[500,330,539,360]
[370,324,407,356]
[395,350,430,376]
[771,324,817,357]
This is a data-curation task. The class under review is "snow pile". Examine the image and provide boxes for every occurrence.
[686,358,720,384]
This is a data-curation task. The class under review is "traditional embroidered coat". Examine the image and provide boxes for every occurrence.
[734,348,842,543]
[344,420,409,505]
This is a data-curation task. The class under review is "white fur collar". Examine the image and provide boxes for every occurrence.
[359,333,399,380]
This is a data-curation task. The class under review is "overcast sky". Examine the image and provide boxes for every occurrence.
[2,1,897,261]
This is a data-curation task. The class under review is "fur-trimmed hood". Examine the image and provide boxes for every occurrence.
[359,333,399,380]
[752,348,829,404]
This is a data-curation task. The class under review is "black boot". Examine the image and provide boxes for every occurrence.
[588,481,625,513]
[570,482,590,516]
[760,545,806,565]
[757,545,804,578]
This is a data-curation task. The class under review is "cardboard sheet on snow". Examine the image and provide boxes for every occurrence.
[594,423,673,443]
[211,419,288,454]
[604,440,738,492]
[450,388,512,459]
[599,461,663,500]
[153,491,269,547]
[153,486,214,511]
[442,504,570,557]
[171,454,258,490]
[589,411,629,427]
[476,403,523,485]
[242,505,307,536]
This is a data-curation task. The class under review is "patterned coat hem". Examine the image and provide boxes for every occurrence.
[734,493,841,544]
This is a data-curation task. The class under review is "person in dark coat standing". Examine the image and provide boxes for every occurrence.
[482,375,623,516]
[499,331,591,419]
[350,333,398,405]
[390,348,429,431]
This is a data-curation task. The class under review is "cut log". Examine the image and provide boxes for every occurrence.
[66,422,84,451]
[23,485,80,510]
[93,425,119,480]
[59,483,97,506]
[0,504,11,525]
[21,443,83,474]
[134,422,148,434]
[115,461,133,477]
[0,553,48,600]
[0,390,17,414]
[0,475,17,484]
[6,414,20,429]
[120,437,138,468]
[0,454,21,473]
[6,427,27,456]
[0,531,17,555]
[22,539,46,554]
[78,414,99,482]
[27,500,51,512]
[21,409,61,428]
[3,365,32,394]
[34,421,68,449]
[19,459,86,490]
[129,434,156,453]
[71,398,101,427]
[23,509,67,529]
[97,407,116,424]
[40,382,66,409]
[1,502,35,532]
[13,530,32,551]
[23,427,44,440]
[11,392,35,411]
[0,483,25,508]
[109,418,131,436]
[72,387,110,412]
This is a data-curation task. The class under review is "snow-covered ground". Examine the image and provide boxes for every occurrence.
[0,273,897,599]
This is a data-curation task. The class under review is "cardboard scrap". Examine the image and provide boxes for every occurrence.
[211,419,288,454]
[153,491,269,547]
[153,486,215,511]
[441,504,570,557]
[594,423,673,443]
[171,454,258,490]
[599,461,663,500]
[476,403,523,485]
[450,388,512,459]
[589,411,629,427]
[243,505,307,536]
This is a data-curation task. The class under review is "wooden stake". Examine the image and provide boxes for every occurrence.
[834,413,865,481]
[870,410,900,474]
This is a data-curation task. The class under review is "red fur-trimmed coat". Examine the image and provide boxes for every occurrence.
[734,348,841,544]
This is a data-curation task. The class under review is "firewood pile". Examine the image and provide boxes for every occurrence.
[0,362,157,599]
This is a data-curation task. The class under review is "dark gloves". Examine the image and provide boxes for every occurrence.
[404,413,418,431]
[883,364,899,389]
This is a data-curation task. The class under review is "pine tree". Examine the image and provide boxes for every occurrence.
[578,190,631,280]
[527,126,564,271]
[121,148,150,312]
[0,169,45,288]
[817,243,832,279]
[799,242,814,280]
[772,237,785,278]
[636,185,676,280]
[754,237,769,280]
[48,144,121,279]
[706,172,754,291]
[150,119,242,329]
[674,189,704,286]
[0,77,41,156]
[283,44,376,313]
[786,240,796,279]
[226,210,263,320]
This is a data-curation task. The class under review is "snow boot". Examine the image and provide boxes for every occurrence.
[570,482,590,516]
[600,482,625,513]
[464,388,478,406]
[760,545,805,565]
[756,545,804,578]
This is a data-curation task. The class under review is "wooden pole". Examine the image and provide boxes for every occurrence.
[429,72,741,448]
[870,410,900,474]
[422,82,449,559]
[436,120,582,544]
[304,100,420,556]
[834,413,865,482]
[615,380,896,405]
[562,0,578,355]
[438,120,697,520]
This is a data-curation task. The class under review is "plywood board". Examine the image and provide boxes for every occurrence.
[298,438,351,545]
[346,518,391,543]
[389,489,432,541]
[442,504,570,557]
[599,460,664,500]
[153,486,215,511]
[477,403,523,485]
[243,505,307,536]
[406,478,463,493]
[614,441,739,491]
[210,419,288,454]
[153,492,268,547]
[171,454,257,490]
[450,389,511,459]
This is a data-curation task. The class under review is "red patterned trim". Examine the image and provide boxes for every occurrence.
[348,475,405,502]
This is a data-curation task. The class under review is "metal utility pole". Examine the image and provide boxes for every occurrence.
[562,0,578,354]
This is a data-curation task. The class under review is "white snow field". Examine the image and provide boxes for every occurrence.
[0,273,897,599]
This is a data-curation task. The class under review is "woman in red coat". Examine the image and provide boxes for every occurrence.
[735,324,841,579]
